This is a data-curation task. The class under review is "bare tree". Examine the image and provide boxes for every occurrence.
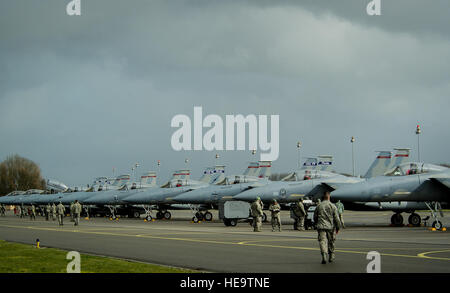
[0,154,46,196]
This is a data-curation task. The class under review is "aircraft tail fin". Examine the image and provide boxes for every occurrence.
[364,151,392,178]
[243,162,259,176]
[199,167,216,183]
[318,155,333,172]
[300,157,318,170]
[172,170,191,181]
[257,161,272,178]
[388,148,411,169]
[211,165,226,184]
[140,172,157,187]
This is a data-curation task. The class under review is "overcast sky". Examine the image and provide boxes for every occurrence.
[1,0,449,187]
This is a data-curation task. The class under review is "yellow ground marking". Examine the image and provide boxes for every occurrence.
[1,223,449,262]
[417,249,450,261]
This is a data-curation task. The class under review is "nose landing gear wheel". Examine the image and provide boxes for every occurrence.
[408,213,421,226]
[391,213,404,226]
[193,216,199,223]
[146,215,153,221]
[432,220,443,230]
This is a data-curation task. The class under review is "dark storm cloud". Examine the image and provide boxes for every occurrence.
[0,0,449,186]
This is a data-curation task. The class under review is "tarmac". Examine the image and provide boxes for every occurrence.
[0,210,449,273]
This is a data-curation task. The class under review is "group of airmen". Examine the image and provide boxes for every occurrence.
[250,192,345,264]
[9,200,83,227]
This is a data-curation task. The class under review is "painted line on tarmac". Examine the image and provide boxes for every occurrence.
[417,249,450,261]
[1,223,449,262]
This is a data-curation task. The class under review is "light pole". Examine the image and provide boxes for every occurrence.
[134,163,140,184]
[416,124,421,162]
[215,153,220,165]
[297,141,302,169]
[351,136,355,177]
[157,160,161,185]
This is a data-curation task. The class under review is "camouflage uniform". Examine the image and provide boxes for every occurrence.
[51,203,57,221]
[70,202,75,222]
[0,204,5,216]
[30,205,36,220]
[335,200,345,228]
[269,200,282,232]
[293,200,306,230]
[56,203,65,226]
[313,199,341,264]
[73,201,82,226]
[45,204,51,221]
[250,198,263,232]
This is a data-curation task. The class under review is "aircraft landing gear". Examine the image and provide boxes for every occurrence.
[106,205,118,220]
[141,205,156,222]
[203,211,213,221]
[188,204,213,222]
[425,202,445,230]
[408,213,421,226]
[391,213,404,226]
[163,211,171,220]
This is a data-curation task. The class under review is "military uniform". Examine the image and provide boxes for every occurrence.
[73,201,82,226]
[250,199,263,232]
[45,204,51,221]
[70,203,75,222]
[269,201,282,232]
[56,203,65,226]
[293,200,306,230]
[313,199,341,264]
[30,205,36,220]
[0,204,5,216]
[19,205,25,218]
[335,200,345,228]
[51,203,57,221]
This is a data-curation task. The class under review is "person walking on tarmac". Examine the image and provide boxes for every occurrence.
[250,197,263,232]
[73,200,82,226]
[30,204,36,220]
[335,200,345,228]
[51,203,57,221]
[20,204,25,218]
[313,191,341,264]
[56,202,65,226]
[293,198,306,230]
[70,202,75,222]
[269,199,282,232]
[45,204,51,221]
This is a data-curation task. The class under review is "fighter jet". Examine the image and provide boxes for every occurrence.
[82,171,158,218]
[121,166,226,220]
[232,150,403,204]
[173,161,272,221]
[330,162,450,229]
